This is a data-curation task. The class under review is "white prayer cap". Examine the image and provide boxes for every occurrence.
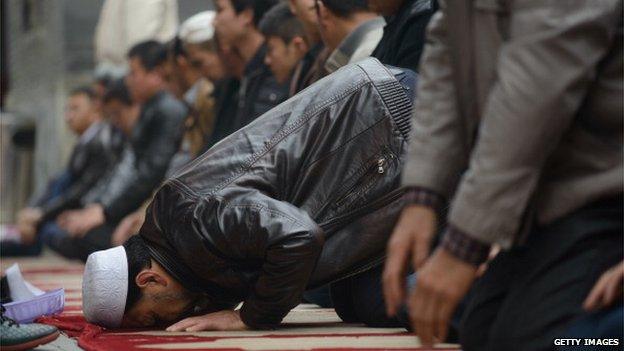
[179,11,216,44]
[82,246,128,328]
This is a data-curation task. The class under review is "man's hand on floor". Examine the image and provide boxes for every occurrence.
[166,310,249,332]
[57,204,105,237]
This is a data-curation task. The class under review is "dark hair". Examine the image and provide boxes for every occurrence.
[168,36,187,59]
[123,235,152,313]
[259,3,306,44]
[103,79,133,106]
[231,0,279,27]
[127,40,168,71]
[69,86,97,101]
[318,0,370,18]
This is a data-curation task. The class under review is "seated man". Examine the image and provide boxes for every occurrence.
[82,58,417,331]
[3,87,123,256]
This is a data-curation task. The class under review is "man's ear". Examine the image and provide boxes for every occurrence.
[239,7,255,28]
[135,269,168,288]
[291,36,309,56]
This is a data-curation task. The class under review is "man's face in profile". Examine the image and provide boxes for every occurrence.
[121,289,197,329]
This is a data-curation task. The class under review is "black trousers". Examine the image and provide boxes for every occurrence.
[460,195,623,351]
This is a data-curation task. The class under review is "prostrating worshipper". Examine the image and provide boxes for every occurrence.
[82,58,417,332]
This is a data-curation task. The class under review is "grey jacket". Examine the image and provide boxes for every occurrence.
[402,0,623,248]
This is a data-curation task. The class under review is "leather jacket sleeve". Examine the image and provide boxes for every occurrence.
[201,193,324,329]
[97,106,184,222]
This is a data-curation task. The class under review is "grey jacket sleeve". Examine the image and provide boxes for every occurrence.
[449,0,622,248]
[401,1,469,199]
[210,194,324,329]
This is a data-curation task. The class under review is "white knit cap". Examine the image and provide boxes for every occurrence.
[82,246,128,328]
[179,11,216,44]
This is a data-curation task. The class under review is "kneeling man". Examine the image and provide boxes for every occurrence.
[82,58,416,331]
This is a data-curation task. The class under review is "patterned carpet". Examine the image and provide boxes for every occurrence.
[1,251,460,351]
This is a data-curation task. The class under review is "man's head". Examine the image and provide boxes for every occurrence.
[288,0,320,44]
[65,87,99,135]
[126,40,168,103]
[367,0,405,17]
[260,3,309,84]
[213,0,278,47]
[82,237,198,329]
[120,236,197,328]
[315,0,374,51]
[103,79,139,136]
[165,37,202,98]
[179,11,226,82]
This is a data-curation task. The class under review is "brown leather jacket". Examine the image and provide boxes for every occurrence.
[138,58,416,329]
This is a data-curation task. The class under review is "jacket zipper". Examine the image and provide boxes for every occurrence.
[333,149,396,209]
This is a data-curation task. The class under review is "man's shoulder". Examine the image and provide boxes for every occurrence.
[152,91,188,121]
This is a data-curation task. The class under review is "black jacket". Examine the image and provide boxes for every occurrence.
[372,0,437,72]
[139,59,416,329]
[231,43,289,132]
[37,122,124,223]
[92,91,187,222]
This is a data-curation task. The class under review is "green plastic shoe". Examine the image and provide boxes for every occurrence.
[0,305,60,351]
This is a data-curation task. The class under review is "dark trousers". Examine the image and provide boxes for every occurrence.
[460,196,623,351]
[330,264,410,328]
[43,222,115,262]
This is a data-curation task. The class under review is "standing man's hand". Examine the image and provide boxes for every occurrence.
[57,204,105,237]
[166,310,249,332]
[383,205,437,317]
[409,248,477,346]
[583,261,624,312]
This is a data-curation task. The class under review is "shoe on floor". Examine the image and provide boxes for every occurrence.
[0,305,60,351]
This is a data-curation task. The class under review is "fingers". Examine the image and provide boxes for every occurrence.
[434,296,453,344]
[186,321,214,332]
[412,231,431,271]
[584,270,612,311]
[602,269,623,309]
[383,225,412,316]
[410,283,436,346]
[166,317,200,332]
